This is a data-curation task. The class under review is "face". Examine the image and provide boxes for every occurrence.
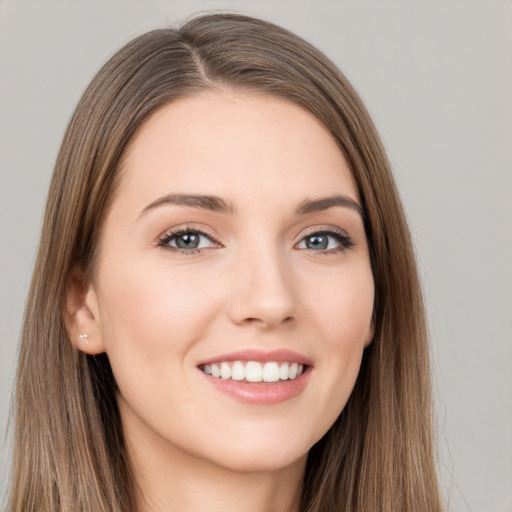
[74,92,374,474]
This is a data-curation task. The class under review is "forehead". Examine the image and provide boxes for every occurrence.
[116,91,359,208]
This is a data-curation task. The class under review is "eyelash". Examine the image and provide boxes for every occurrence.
[298,227,355,254]
[157,226,220,254]
[157,226,354,255]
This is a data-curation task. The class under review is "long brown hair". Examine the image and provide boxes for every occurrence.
[7,13,443,512]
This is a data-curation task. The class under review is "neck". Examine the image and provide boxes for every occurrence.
[138,458,305,512]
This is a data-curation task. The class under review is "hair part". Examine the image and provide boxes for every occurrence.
[8,13,443,512]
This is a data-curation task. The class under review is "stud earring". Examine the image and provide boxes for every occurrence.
[78,333,89,343]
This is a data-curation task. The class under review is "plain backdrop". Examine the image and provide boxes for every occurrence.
[0,1,511,510]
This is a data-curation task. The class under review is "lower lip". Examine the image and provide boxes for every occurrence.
[200,368,311,405]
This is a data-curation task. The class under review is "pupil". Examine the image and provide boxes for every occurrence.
[307,235,328,250]
[177,233,199,249]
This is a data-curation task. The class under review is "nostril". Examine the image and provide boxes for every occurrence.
[241,315,295,328]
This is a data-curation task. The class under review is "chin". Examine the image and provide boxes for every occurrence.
[213,450,308,475]
[199,433,313,474]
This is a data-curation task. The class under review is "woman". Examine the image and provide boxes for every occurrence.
[7,12,443,512]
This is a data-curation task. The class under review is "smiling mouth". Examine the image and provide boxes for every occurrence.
[199,361,306,383]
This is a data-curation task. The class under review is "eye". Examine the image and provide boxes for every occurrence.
[296,230,354,253]
[158,228,219,253]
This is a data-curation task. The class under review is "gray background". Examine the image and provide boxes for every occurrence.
[1,1,511,510]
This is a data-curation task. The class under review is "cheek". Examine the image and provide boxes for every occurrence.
[93,259,228,444]
[95,258,225,367]
[309,260,374,347]
[303,264,374,430]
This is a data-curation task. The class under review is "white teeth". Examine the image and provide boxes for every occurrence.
[201,360,307,382]
[231,361,245,381]
[262,362,280,382]
[245,361,263,382]
[288,362,298,379]
[211,364,221,378]
[220,362,231,380]
[279,362,289,380]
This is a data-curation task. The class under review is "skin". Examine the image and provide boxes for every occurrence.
[67,91,375,512]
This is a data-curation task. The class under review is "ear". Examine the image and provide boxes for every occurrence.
[64,271,106,355]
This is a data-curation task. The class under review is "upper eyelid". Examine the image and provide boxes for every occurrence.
[298,225,352,240]
[159,225,220,241]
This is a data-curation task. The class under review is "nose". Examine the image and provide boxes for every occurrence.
[227,247,297,330]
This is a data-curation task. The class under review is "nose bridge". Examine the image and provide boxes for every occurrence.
[228,238,297,329]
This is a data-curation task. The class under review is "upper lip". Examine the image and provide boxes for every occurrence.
[197,349,313,367]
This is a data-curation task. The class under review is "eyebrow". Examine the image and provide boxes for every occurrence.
[296,195,364,218]
[138,193,364,219]
[139,193,236,219]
